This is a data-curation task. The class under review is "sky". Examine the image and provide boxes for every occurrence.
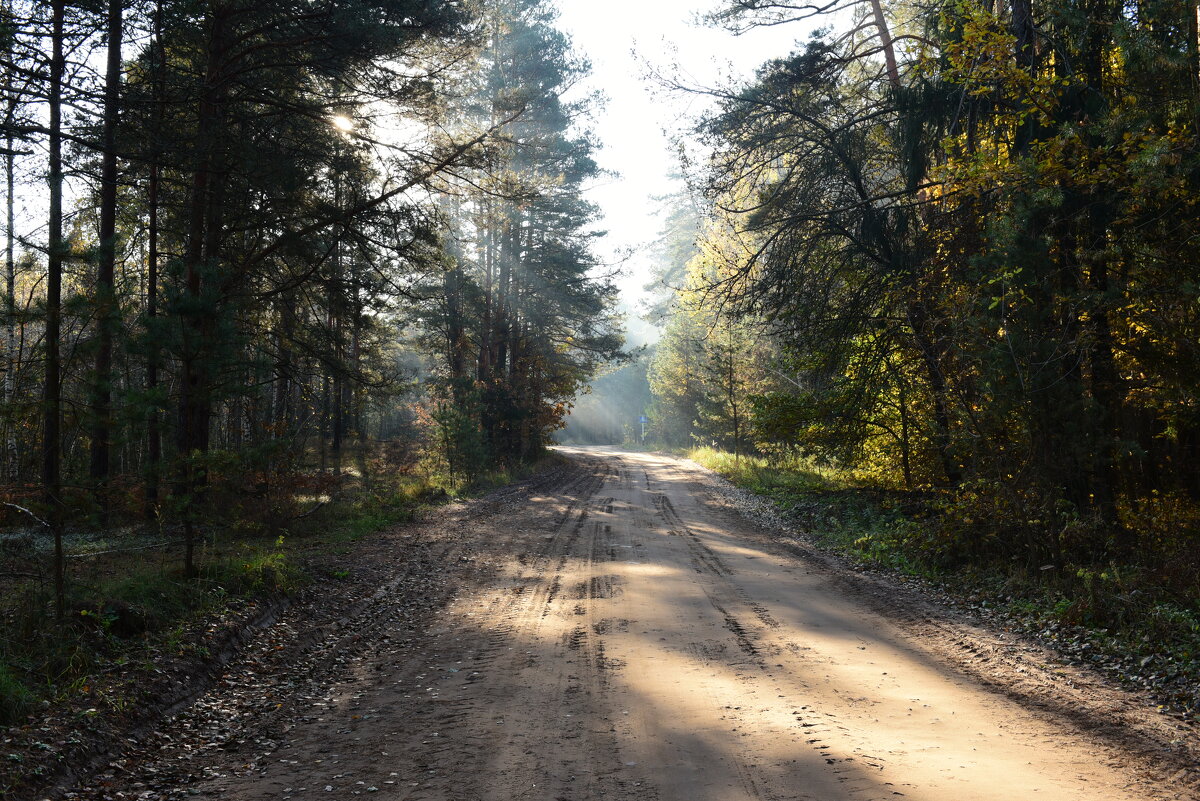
[553,1,812,332]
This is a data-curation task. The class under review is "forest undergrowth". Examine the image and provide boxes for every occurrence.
[0,445,543,736]
[689,447,1200,722]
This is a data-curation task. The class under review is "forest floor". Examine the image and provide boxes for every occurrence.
[13,446,1200,801]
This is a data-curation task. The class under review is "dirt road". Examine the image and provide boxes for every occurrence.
[68,447,1198,801]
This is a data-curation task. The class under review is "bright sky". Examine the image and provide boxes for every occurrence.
[554,1,812,325]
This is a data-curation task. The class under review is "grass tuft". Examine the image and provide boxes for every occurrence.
[0,663,32,726]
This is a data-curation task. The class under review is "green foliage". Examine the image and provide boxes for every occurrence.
[0,4,617,780]
[0,445,465,742]
[692,446,921,568]
[646,0,1200,603]
[433,388,491,487]
[406,0,624,468]
[0,664,32,726]
[324,480,435,544]
[647,240,783,451]
[689,446,930,572]
[688,447,828,497]
[80,572,198,636]
[226,536,297,596]
[559,355,653,445]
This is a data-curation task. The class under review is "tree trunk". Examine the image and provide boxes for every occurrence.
[177,5,230,578]
[867,0,899,86]
[273,303,292,436]
[144,0,164,518]
[330,167,343,472]
[45,0,66,619]
[3,4,17,484]
[907,302,961,486]
[145,168,161,515]
[727,324,740,463]
[319,373,329,471]
[898,375,913,492]
[349,277,360,446]
[90,0,124,524]
[444,199,466,383]
[1078,0,1122,535]
[446,263,466,381]
[4,93,15,483]
[477,195,493,384]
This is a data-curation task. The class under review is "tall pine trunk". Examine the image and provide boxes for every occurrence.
[45,0,66,618]
[3,0,18,484]
[444,198,467,383]
[330,179,343,472]
[1078,0,1122,534]
[90,0,124,523]
[272,302,292,437]
[867,0,899,85]
[177,6,229,577]
[144,0,165,518]
[4,79,16,483]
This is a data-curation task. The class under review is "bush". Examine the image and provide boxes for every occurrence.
[227,536,297,595]
[432,389,490,487]
[0,663,32,726]
[84,571,200,636]
[908,478,1110,568]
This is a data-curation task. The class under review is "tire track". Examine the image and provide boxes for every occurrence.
[66,448,1193,801]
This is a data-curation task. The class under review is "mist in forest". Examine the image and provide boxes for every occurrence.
[558,304,655,446]
[557,357,653,445]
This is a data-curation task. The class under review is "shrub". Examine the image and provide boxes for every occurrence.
[0,663,32,726]
[229,536,296,595]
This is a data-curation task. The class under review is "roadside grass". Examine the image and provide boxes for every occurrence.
[688,448,929,574]
[315,476,442,546]
[0,663,32,726]
[622,439,688,457]
[690,447,1200,719]
[316,449,562,546]
[0,535,306,728]
[461,450,562,495]
[688,447,834,502]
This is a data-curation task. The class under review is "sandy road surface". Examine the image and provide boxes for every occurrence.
[68,447,1197,801]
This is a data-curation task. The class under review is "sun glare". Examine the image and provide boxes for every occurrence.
[331,114,355,132]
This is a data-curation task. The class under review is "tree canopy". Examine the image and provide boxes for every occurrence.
[650,0,1200,573]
